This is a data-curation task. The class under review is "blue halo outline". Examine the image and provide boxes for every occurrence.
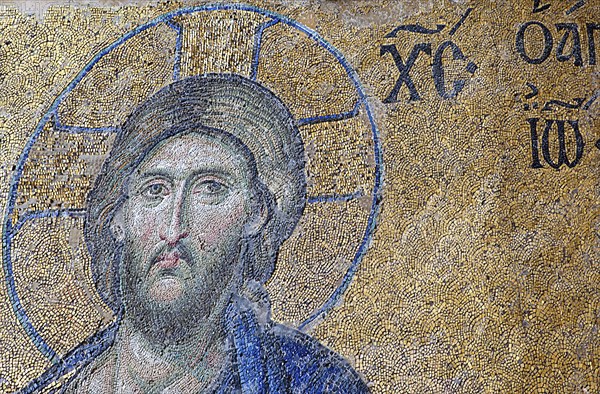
[3,2,384,378]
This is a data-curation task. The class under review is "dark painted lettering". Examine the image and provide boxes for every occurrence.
[555,23,583,66]
[527,118,544,168]
[587,23,600,65]
[532,0,551,13]
[516,21,553,64]
[530,118,585,168]
[432,41,467,99]
[380,43,432,102]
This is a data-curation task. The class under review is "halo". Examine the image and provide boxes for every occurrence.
[2,3,383,370]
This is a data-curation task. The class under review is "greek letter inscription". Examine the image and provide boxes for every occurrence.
[527,118,585,169]
[380,43,431,102]
[516,21,599,66]
[381,8,477,103]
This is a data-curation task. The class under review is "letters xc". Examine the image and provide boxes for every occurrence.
[381,43,432,103]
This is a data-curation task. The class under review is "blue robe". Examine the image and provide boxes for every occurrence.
[217,298,369,393]
[20,296,369,393]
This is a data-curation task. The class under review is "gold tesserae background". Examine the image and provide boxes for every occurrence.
[0,0,599,393]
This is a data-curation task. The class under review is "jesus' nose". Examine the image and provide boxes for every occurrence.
[159,187,189,247]
[159,230,189,247]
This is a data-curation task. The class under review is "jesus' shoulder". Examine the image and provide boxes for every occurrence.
[62,346,116,393]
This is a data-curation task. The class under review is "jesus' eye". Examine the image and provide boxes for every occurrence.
[141,182,169,199]
[193,179,229,203]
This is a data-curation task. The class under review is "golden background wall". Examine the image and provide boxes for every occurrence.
[0,0,598,392]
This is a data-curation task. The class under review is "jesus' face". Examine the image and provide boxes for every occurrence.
[113,132,259,341]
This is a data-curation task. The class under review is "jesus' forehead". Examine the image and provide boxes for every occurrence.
[131,132,254,187]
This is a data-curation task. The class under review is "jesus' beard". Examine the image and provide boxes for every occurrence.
[118,242,235,347]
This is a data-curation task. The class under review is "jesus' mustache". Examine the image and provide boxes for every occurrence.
[145,241,196,279]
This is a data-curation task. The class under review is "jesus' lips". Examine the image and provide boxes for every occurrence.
[147,247,194,280]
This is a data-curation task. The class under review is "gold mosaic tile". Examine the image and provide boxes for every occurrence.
[174,9,271,77]
[0,1,598,392]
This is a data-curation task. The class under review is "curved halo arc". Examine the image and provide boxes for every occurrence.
[1,3,384,365]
